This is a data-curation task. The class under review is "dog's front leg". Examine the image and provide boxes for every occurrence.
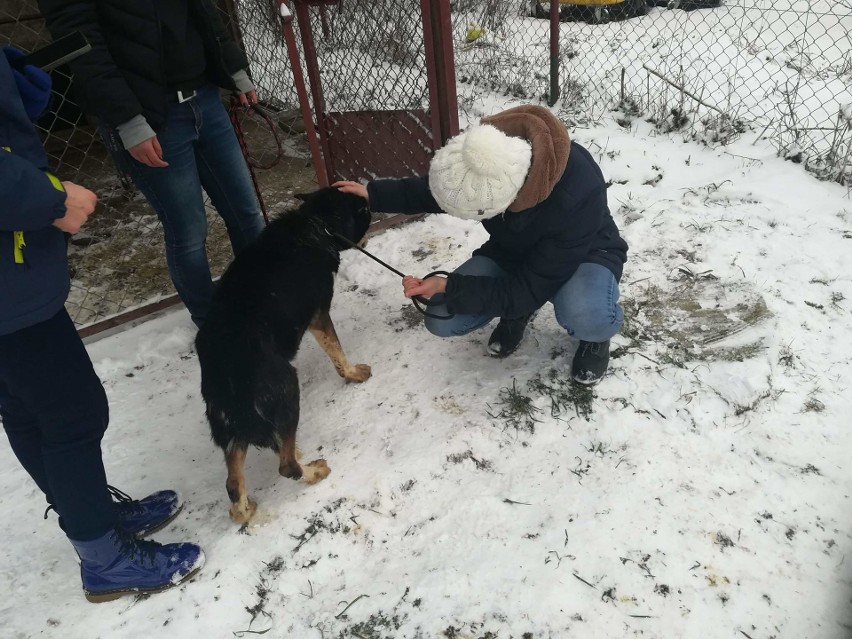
[308,309,371,383]
[225,444,256,524]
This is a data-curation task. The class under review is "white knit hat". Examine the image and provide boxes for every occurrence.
[428,124,532,220]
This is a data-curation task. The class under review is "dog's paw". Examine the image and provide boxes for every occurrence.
[344,364,372,383]
[229,497,258,524]
[302,459,331,484]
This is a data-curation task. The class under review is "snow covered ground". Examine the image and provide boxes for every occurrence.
[1,110,851,638]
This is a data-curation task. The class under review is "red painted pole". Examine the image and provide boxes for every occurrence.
[432,0,459,141]
[548,0,560,106]
[421,0,445,153]
[277,0,328,187]
[292,0,334,185]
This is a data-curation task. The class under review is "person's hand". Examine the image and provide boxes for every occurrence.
[129,136,168,168]
[237,89,258,106]
[402,274,447,299]
[332,180,368,201]
[53,181,97,234]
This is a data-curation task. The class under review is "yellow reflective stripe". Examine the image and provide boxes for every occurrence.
[2,147,64,191]
[44,171,64,192]
[13,231,25,264]
[3,147,24,263]
[2,148,64,265]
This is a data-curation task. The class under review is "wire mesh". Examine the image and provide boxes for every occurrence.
[451,0,852,185]
[295,0,439,181]
[5,0,850,332]
[1,0,316,329]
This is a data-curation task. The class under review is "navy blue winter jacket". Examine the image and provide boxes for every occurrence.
[0,55,69,336]
[368,141,629,319]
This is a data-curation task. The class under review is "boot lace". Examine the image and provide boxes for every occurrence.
[107,485,134,504]
[113,530,162,568]
[109,485,147,517]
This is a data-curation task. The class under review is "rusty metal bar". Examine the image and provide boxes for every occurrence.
[421,0,445,153]
[293,0,333,185]
[548,0,560,106]
[277,0,327,187]
[430,0,459,142]
[78,294,183,340]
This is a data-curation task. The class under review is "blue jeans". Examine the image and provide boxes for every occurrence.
[424,257,624,343]
[0,309,114,541]
[115,85,264,326]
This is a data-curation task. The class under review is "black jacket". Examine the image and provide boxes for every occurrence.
[37,0,249,129]
[368,141,628,319]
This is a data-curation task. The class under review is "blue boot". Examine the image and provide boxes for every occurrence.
[109,486,183,537]
[45,486,184,537]
[70,529,205,603]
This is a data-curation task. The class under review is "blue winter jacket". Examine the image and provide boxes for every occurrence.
[0,54,69,336]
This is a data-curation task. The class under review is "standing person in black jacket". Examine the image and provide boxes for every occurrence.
[336,106,627,385]
[37,0,266,327]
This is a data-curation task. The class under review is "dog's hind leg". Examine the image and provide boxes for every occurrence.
[225,444,256,524]
[308,308,371,383]
[276,367,331,485]
[277,428,303,480]
[279,428,330,485]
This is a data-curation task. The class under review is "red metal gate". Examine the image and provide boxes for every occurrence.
[287,0,459,185]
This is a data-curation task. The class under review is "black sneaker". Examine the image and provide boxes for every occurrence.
[487,313,533,358]
[572,339,610,385]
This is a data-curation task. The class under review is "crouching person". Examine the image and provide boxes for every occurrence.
[0,48,204,602]
[336,105,628,385]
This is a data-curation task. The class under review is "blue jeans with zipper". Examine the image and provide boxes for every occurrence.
[423,257,624,343]
[110,84,264,327]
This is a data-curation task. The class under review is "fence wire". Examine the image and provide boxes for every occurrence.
[1,0,315,329]
[294,0,437,181]
[5,0,850,330]
[451,0,852,185]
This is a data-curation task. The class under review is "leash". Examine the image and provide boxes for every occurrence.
[229,97,286,225]
[331,232,454,320]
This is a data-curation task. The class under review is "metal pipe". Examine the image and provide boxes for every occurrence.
[277,0,328,186]
[293,0,334,185]
[548,0,560,106]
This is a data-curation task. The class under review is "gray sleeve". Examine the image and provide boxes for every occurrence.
[231,70,255,94]
[116,114,156,149]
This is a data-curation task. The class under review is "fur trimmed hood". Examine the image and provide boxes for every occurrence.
[480,104,571,212]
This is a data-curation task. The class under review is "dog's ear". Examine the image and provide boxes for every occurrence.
[293,192,313,202]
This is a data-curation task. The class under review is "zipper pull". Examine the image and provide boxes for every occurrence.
[13,231,26,264]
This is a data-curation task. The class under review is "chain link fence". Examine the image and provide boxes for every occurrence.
[1,0,316,330]
[292,0,442,182]
[450,0,852,185]
[6,0,850,330]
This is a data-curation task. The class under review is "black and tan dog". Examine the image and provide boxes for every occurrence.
[195,187,372,523]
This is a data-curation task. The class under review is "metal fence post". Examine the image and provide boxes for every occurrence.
[277,0,328,187]
[548,0,560,106]
[421,0,446,153]
[429,0,460,142]
[292,0,334,186]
